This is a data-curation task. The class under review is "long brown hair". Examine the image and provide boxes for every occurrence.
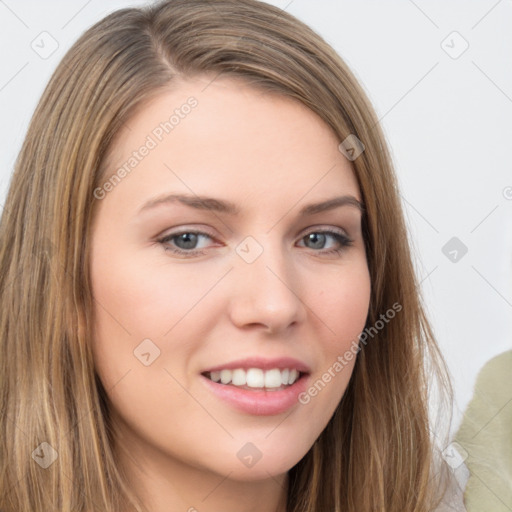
[0,1,454,510]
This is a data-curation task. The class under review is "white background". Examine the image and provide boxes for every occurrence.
[0,0,511,436]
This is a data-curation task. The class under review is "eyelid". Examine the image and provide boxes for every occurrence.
[158,224,352,243]
[297,224,350,239]
[157,225,218,240]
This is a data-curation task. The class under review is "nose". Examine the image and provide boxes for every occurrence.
[227,239,307,334]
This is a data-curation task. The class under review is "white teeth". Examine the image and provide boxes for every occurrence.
[264,368,282,388]
[288,368,298,385]
[220,369,231,384]
[232,368,247,386]
[246,368,264,387]
[206,368,302,388]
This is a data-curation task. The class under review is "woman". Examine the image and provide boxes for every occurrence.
[0,0,464,510]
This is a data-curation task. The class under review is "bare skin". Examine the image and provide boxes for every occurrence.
[90,75,371,512]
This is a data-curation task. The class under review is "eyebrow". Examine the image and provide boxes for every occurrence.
[137,193,364,216]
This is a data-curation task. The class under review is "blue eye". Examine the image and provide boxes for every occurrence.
[157,229,353,257]
[298,231,353,255]
[159,231,214,256]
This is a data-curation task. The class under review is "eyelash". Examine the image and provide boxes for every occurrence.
[157,228,353,257]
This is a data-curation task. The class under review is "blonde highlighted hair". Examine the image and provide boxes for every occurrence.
[0,1,454,510]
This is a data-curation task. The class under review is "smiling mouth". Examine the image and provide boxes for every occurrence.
[202,367,306,391]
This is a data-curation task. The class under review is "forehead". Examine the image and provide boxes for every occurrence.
[100,76,361,216]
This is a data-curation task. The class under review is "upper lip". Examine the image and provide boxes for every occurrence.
[202,356,311,374]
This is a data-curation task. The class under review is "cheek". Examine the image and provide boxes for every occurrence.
[89,255,205,448]
[89,242,213,340]
[89,243,227,397]
[313,262,371,346]
[304,263,371,411]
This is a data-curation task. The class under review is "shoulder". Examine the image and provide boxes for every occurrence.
[455,351,512,510]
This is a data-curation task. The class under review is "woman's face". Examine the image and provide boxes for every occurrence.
[90,76,371,483]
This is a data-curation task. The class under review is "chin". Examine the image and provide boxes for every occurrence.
[205,444,310,482]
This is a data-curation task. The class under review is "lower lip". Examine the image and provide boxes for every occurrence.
[200,373,310,416]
